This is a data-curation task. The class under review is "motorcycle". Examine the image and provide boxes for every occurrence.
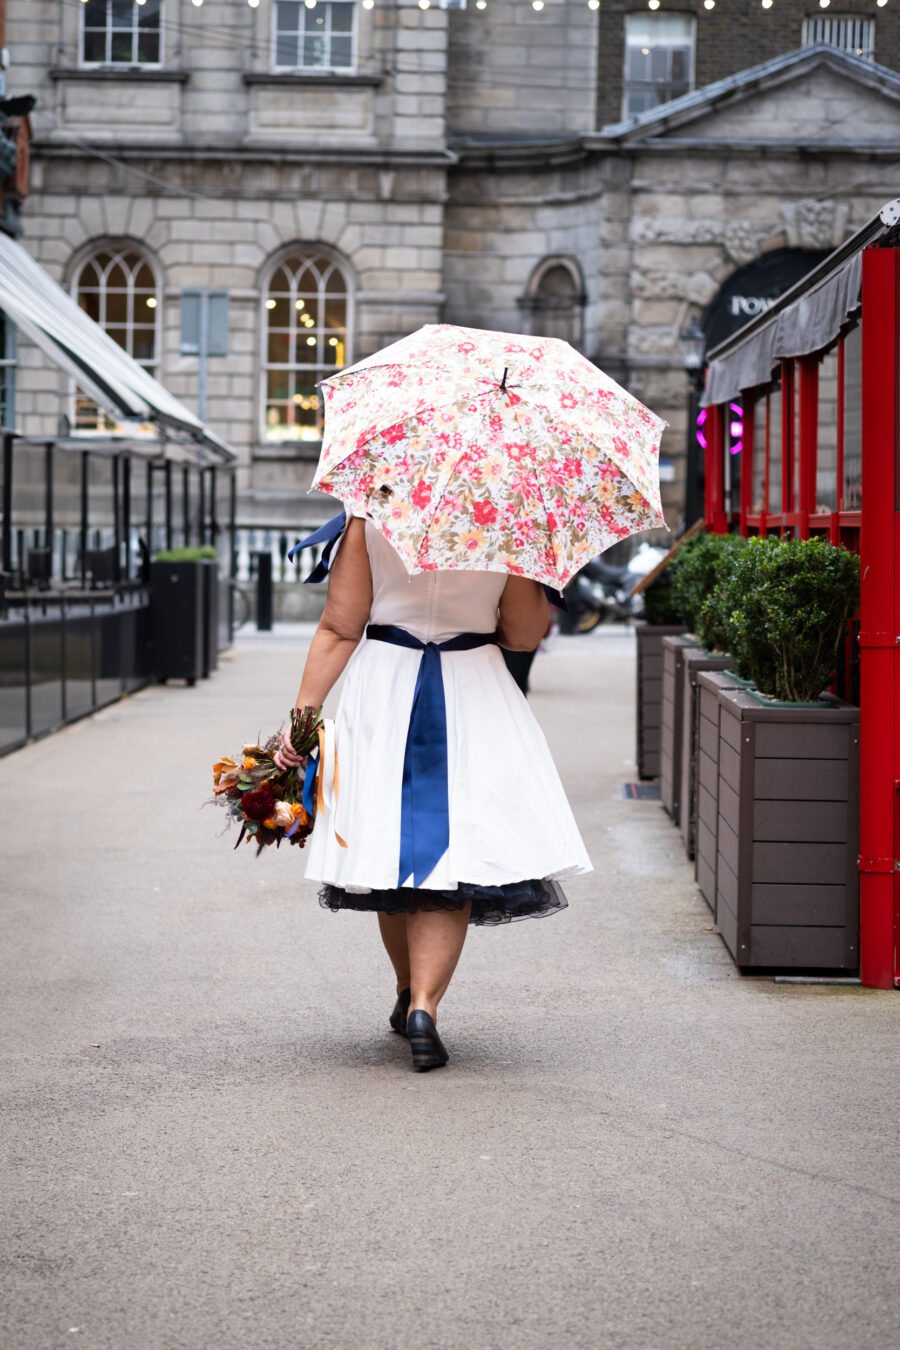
[560,541,668,633]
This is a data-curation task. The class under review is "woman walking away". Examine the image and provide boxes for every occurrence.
[274,516,592,1072]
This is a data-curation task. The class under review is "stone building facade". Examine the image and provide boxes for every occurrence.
[7,0,900,535]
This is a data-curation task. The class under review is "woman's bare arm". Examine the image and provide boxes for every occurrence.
[496,575,549,652]
[274,516,372,767]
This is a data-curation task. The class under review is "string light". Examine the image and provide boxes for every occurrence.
[648,0,660,9]
[418,0,430,8]
[475,0,487,8]
[819,0,830,7]
[304,0,317,8]
[191,0,203,7]
[588,0,600,8]
[362,0,375,8]
[532,0,544,9]
[761,0,773,8]
[876,0,887,7]
[248,0,260,8]
[703,0,715,8]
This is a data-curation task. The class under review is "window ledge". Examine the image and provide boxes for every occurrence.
[242,71,384,88]
[49,67,189,83]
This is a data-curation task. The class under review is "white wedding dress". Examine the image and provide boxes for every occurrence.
[304,521,592,922]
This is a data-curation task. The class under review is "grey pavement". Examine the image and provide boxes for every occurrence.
[1,626,899,1350]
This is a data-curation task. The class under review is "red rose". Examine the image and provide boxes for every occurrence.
[472,500,498,526]
[242,783,276,822]
[411,480,432,509]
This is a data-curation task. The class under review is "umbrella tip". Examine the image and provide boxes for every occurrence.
[500,366,508,393]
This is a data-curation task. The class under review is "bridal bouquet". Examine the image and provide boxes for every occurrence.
[212,704,323,854]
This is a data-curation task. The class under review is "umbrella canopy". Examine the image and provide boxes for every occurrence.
[313,324,666,590]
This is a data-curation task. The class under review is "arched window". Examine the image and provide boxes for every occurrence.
[262,250,350,442]
[520,258,585,347]
[72,245,160,432]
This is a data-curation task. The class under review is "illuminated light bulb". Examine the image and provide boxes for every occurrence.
[362,0,375,7]
[295,298,305,310]
[818,0,829,6]
[532,0,544,8]
[306,336,316,346]
[328,337,338,347]
[265,298,277,310]
[191,0,203,7]
[305,0,317,8]
[145,297,157,309]
[648,0,660,9]
[476,0,487,7]
[761,0,772,8]
[877,0,887,7]
[248,0,260,7]
[136,0,147,7]
[703,0,714,8]
[588,0,599,8]
[418,0,430,7]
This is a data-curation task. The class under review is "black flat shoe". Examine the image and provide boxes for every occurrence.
[406,1009,449,1072]
[389,988,412,1037]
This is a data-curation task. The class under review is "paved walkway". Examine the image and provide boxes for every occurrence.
[1,627,898,1350]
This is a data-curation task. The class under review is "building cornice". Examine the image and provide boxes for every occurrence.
[31,139,457,169]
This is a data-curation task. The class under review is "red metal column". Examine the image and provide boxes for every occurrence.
[706,404,727,534]
[858,246,899,989]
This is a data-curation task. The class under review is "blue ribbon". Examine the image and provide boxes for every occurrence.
[288,509,347,583]
[366,623,496,888]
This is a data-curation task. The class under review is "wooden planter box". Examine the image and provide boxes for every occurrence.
[714,685,860,971]
[635,621,687,780]
[695,670,742,914]
[660,634,699,823]
[679,649,734,860]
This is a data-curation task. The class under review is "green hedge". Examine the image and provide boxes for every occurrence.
[715,536,859,703]
[153,546,219,563]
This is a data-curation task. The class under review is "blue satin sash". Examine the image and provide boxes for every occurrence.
[288,510,347,582]
[366,622,497,888]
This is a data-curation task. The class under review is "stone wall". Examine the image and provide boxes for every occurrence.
[445,0,598,138]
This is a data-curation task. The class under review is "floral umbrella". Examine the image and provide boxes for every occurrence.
[312,323,666,590]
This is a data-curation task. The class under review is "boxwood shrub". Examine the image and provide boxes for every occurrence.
[716,536,859,703]
[153,546,218,563]
[668,530,748,643]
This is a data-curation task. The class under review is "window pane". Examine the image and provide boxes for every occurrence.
[137,33,160,63]
[275,33,298,66]
[768,384,782,513]
[84,0,107,25]
[816,347,839,512]
[304,34,325,67]
[278,1,302,32]
[332,4,354,33]
[331,36,352,67]
[83,30,106,62]
[649,48,669,82]
[842,323,862,509]
[139,0,162,27]
[111,0,133,28]
[268,331,291,365]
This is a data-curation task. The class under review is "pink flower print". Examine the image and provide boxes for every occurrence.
[546,512,559,533]
[411,480,432,509]
[506,443,529,463]
[472,500,498,526]
[356,426,377,451]
[382,423,406,446]
[563,457,583,479]
[387,369,408,388]
[612,437,630,459]
[504,343,525,354]
[457,341,476,354]
[559,392,578,410]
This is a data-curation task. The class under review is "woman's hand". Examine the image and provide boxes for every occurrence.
[273,726,306,773]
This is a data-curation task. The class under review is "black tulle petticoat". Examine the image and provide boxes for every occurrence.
[318,877,568,927]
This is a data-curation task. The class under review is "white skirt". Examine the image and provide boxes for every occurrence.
[304,636,592,892]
